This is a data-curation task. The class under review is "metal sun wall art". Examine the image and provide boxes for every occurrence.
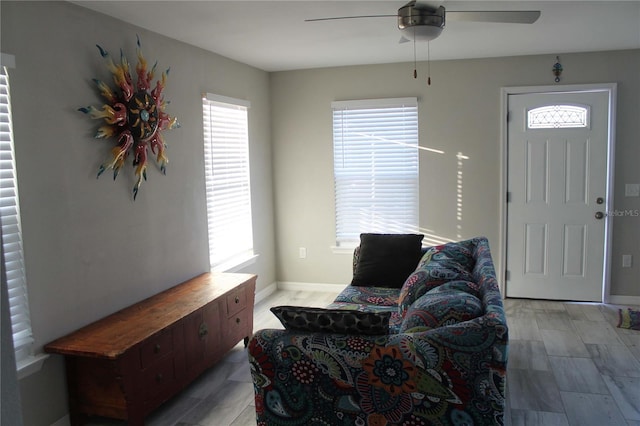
[80,37,180,200]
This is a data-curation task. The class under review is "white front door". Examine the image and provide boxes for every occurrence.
[506,90,611,302]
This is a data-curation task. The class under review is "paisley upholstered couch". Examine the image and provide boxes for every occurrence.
[249,236,509,425]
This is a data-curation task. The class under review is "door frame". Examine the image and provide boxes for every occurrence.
[499,83,617,302]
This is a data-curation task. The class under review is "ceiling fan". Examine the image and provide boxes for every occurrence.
[305,1,541,43]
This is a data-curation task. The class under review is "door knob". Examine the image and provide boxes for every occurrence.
[595,211,604,219]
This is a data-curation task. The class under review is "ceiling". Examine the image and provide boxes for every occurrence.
[73,1,640,72]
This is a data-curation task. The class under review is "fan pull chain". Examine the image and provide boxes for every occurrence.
[427,41,431,85]
[413,30,417,79]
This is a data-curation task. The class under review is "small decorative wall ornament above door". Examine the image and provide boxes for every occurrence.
[79,36,180,199]
[552,56,563,82]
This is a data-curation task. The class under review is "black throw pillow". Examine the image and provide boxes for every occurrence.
[270,306,390,335]
[351,233,424,288]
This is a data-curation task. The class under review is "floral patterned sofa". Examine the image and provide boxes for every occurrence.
[249,235,509,426]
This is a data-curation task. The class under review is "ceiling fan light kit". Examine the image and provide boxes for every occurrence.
[398,4,445,42]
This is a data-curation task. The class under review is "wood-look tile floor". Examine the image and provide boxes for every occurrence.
[504,298,640,426]
[85,291,640,426]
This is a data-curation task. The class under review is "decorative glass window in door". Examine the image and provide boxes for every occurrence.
[527,104,589,129]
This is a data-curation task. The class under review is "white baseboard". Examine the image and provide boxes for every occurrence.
[277,281,347,293]
[255,281,277,304]
[608,295,640,306]
[273,283,640,306]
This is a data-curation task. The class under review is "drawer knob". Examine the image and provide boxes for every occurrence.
[156,373,163,382]
[236,318,241,324]
[199,323,208,339]
[154,344,161,354]
[235,296,240,304]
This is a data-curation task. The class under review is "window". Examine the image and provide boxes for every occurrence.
[1,60,35,369]
[202,93,254,270]
[527,104,589,129]
[332,98,419,246]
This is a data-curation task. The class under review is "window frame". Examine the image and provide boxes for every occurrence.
[1,54,47,378]
[332,97,420,248]
[201,93,256,272]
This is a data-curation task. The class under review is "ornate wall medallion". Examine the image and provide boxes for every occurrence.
[79,37,180,199]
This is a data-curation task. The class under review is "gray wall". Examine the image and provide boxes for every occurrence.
[270,50,640,298]
[2,1,639,424]
[1,2,275,425]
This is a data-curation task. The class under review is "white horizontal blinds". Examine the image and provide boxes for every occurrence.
[333,98,419,245]
[202,94,253,268]
[0,65,34,364]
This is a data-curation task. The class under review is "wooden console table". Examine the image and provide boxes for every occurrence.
[44,272,256,426]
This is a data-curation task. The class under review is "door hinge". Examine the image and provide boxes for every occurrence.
[507,111,511,122]
[506,192,512,203]
[505,270,510,281]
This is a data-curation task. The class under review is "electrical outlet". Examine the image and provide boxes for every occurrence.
[625,183,640,197]
[299,247,307,259]
[622,254,632,268]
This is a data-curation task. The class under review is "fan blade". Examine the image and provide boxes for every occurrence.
[447,10,541,24]
[305,14,395,22]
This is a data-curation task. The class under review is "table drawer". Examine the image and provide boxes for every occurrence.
[141,356,176,400]
[226,308,251,343]
[225,287,247,317]
[140,329,173,368]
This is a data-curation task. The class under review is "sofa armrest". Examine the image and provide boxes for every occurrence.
[249,316,507,425]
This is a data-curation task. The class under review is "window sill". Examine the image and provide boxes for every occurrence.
[17,353,49,380]
[331,245,356,255]
[213,253,259,273]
